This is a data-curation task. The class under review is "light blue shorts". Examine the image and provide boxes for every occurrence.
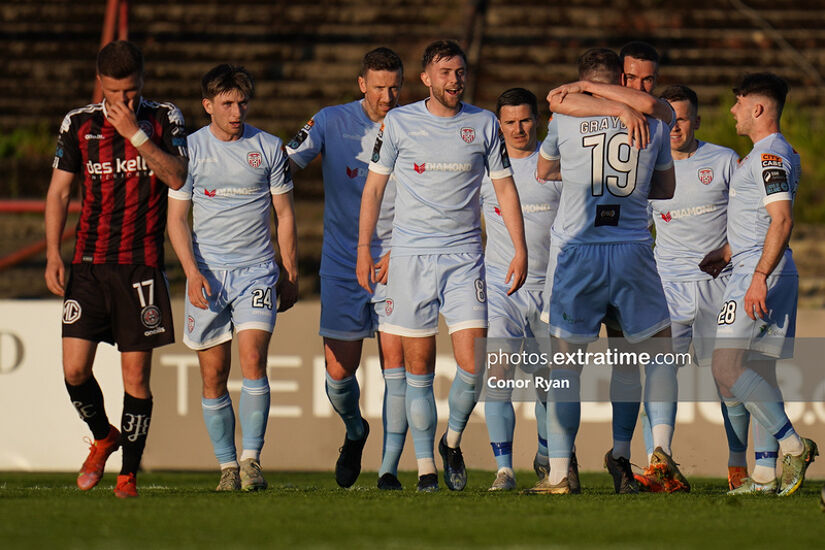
[382,253,487,337]
[662,276,729,365]
[320,275,376,341]
[714,269,797,359]
[183,261,279,350]
[486,265,547,339]
[546,242,671,344]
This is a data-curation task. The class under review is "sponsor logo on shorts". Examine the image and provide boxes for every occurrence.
[247,152,263,169]
[698,168,713,185]
[141,305,162,329]
[758,323,783,337]
[62,300,82,324]
[385,299,394,316]
[461,127,475,143]
[138,120,154,138]
[187,315,195,333]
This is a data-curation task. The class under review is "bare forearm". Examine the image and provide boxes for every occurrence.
[493,179,527,255]
[45,176,72,259]
[550,94,626,118]
[167,214,200,277]
[756,217,793,276]
[276,212,298,280]
[137,141,187,190]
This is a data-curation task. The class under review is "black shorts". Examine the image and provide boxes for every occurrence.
[62,263,175,351]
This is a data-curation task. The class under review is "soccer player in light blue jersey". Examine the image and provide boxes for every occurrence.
[286,48,407,490]
[643,85,750,492]
[357,40,527,492]
[479,88,563,491]
[527,49,676,495]
[543,44,692,493]
[703,73,817,496]
[167,65,298,491]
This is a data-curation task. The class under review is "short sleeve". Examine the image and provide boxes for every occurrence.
[368,116,397,176]
[757,153,792,205]
[160,103,188,159]
[540,117,560,161]
[269,140,294,195]
[487,118,513,180]
[286,110,325,169]
[53,112,81,173]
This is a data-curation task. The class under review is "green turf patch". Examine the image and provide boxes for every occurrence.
[1,471,823,549]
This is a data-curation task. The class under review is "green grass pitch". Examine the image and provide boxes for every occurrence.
[2,470,824,549]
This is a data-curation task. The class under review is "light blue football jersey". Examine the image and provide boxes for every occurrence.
[286,100,394,276]
[649,141,739,280]
[540,113,672,245]
[369,100,513,255]
[480,145,561,288]
[726,133,799,273]
[170,124,292,268]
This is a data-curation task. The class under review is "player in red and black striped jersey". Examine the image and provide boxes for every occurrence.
[44,41,188,499]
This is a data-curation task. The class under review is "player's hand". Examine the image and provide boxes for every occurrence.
[277,276,298,312]
[619,105,649,149]
[698,245,731,279]
[547,81,586,104]
[186,270,211,310]
[106,99,140,140]
[44,256,66,296]
[374,251,390,285]
[356,246,374,294]
[505,251,528,296]
[744,273,768,320]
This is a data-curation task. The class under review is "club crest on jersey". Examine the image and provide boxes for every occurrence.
[138,120,154,138]
[461,127,476,143]
[698,168,713,185]
[247,152,262,168]
[187,315,195,333]
[414,163,426,174]
[141,305,162,329]
[62,300,82,324]
[385,299,394,316]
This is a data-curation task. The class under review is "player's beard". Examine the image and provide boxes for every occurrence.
[432,85,463,111]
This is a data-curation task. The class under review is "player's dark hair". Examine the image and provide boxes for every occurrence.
[360,47,404,77]
[496,88,538,117]
[619,41,660,65]
[201,64,255,100]
[733,72,788,114]
[422,40,466,69]
[660,84,699,115]
[578,48,622,83]
[97,40,143,78]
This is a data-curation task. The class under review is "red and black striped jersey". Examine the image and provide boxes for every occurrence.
[53,98,187,268]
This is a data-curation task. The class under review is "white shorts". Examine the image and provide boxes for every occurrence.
[382,253,487,337]
[183,261,279,350]
[546,242,671,344]
[320,275,376,341]
[714,269,797,359]
[662,276,729,365]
